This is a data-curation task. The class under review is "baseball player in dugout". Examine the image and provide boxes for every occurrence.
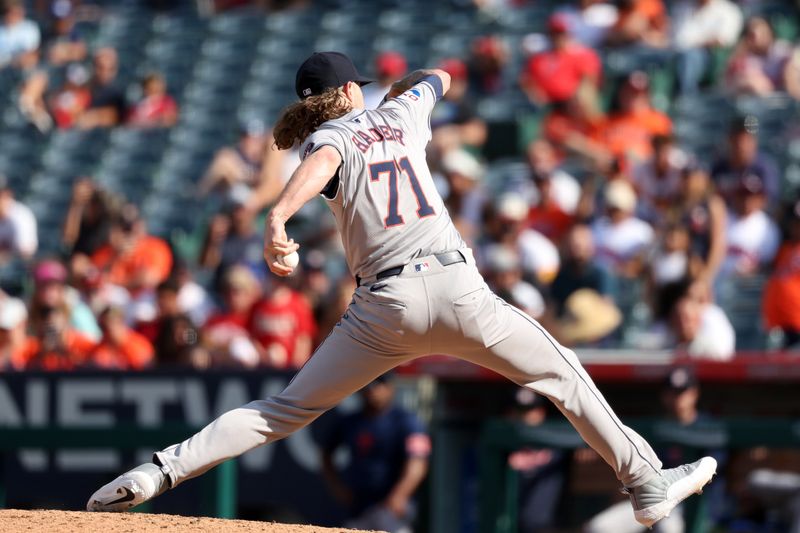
[87,51,716,529]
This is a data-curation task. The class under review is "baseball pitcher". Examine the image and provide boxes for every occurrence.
[88,52,716,528]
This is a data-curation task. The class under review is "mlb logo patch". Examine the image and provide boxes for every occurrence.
[414,262,430,272]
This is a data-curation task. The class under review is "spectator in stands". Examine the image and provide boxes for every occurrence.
[542,95,610,170]
[524,140,579,242]
[763,200,800,348]
[711,117,780,206]
[605,0,669,49]
[430,58,487,153]
[0,296,27,370]
[632,134,687,218]
[507,388,569,533]
[63,178,120,256]
[321,374,430,533]
[726,16,800,100]
[556,0,619,48]
[669,280,735,360]
[174,262,213,327]
[67,252,132,322]
[439,148,485,242]
[15,301,96,371]
[44,3,87,66]
[141,278,207,368]
[31,259,100,341]
[597,70,672,165]
[297,249,333,325]
[316,275,357,346]
[722,174,780,277]
[526,138,581,215]
[483,245,545,320]
[520,13,601,106]
[649,223,693,287]
[672,0,743,95]
[90,307,154,370]
[91,203,173,294]
[549,223,617,318]
[0,0,40,70]
[127,72,178,127]
[200,193,265,289]
[202,265,260,368]
[199,121,268,206]
[0,175,37,261]
[468,35,508,96]
[362,51,407,109]
[76,47,126,129]
[592,179,654,278]
[49,63,91,129]
[667,162,727,284]
[483,193,560,285]
[248,276,316,369]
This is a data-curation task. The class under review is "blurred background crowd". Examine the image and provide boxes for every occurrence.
[1,1,800,532]
[1,0,799,372]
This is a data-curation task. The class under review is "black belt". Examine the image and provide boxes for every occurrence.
[357,250,466,286]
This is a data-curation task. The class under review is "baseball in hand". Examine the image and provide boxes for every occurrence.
[277,251,299,269]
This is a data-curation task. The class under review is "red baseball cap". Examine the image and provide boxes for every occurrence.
[439,58,468,80]
[375,51,407,78]
[547,13,570,34]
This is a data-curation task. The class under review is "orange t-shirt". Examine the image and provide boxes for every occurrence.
[13,331,97,371]
[763,243,800,331]
[91,329,155,370]
[595,108,672,162]
[92,235,173,289]
[615,0,667,32]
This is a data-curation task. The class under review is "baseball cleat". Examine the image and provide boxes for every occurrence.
[626,456,717,528]
[86,462,168,512]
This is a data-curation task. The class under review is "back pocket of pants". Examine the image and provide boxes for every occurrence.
[452,286,506,347]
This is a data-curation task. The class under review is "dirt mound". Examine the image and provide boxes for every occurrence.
[0,509,383,533]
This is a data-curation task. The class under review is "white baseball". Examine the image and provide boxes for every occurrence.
[277,251,299,268]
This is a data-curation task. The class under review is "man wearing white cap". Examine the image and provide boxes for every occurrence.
[592,180,654,277]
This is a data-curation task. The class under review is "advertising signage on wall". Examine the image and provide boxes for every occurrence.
[0,371,357,524]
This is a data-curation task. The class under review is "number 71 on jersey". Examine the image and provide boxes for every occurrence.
[369,157,435,228]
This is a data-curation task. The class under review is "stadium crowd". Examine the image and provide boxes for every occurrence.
[0,0,799,372]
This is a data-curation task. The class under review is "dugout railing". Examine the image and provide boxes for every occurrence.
[479,417,800,533]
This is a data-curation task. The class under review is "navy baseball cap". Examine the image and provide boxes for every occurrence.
[295,51,373,99]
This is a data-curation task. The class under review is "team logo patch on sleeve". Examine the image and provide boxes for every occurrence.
[414,261,430,272]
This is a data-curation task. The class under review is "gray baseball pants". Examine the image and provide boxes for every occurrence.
[155,250,662,488]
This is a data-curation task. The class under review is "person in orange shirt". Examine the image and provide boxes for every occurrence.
[91,203,172,293]
[763,200,800,348]
[91,307,154,370]
[607,0,669,48]
[14,305,96,371]
[595,71,672,165]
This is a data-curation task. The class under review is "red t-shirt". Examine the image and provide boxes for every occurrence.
[128,94,178,126]
[248,290,316,369]
[764,243,800,331]
[524,45,601,103]
[528,203,574,242]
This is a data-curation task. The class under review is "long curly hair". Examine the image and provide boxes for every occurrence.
[273,88,353,149]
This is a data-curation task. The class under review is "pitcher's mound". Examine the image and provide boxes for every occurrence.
[0,509,383,533]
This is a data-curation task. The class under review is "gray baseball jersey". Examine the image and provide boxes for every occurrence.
[151,75,664,499]
[299,77,464,278]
